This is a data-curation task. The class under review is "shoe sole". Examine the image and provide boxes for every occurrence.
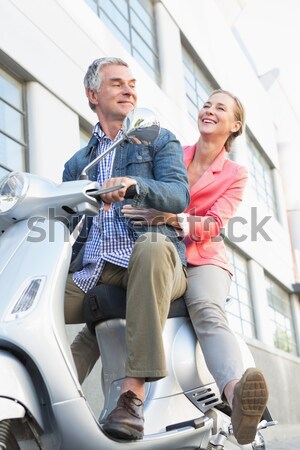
[232,368,268,445]
[102,422,143,441]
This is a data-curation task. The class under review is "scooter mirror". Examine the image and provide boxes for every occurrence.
[79,108,160,180]
[122,107,160,145]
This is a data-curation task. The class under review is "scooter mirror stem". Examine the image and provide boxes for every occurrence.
[79,107,160,180]
[79,137,124,180]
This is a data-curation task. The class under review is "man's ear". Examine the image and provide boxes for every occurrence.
[86,88,98,107]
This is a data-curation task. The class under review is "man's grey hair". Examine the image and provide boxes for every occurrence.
[84,57,128,111]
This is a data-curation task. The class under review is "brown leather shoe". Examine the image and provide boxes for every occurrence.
[102,390,144,440]
[231,368,269,445]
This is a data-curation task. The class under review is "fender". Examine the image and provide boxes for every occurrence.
[0,398,25,421]
[0,350,44,428]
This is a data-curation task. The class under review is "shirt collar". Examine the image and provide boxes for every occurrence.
[93,122,124,144]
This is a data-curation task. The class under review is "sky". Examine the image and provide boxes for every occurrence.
[233,0,300,132]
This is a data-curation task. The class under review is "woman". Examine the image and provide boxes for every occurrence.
[122,89,269,445]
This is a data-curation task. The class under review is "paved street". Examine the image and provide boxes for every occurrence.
[268,437,300,450]
[264,424,300,450]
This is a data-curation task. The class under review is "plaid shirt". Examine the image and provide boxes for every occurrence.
[73,123,137,293]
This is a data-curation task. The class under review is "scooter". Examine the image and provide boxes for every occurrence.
[0,108,276,450]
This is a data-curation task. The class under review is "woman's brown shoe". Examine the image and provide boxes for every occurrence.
[231,368,268,445]
[102,390,144,440]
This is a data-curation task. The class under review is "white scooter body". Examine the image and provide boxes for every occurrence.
[0,206,251,450]
[0,109,275,450]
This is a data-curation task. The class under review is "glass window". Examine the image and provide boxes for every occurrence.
[84,0,160,82]
[0,164,10,179]
[246,135,278,220]
[182,47,215,127]
[226,246,256,338]
[266,276,297,355]
[0,68,23,109]
[0,68,26,174]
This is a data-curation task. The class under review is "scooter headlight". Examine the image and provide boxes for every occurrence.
[0,172,28,213]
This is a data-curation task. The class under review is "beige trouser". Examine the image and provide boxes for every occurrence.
[184,264,245,397]
[65,232,187,384]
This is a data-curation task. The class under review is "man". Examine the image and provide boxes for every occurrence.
[63,57,190,440]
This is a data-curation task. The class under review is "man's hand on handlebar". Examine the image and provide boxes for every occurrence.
[101,177,137,211]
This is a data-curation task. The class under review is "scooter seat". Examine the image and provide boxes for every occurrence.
[83,284,188,334]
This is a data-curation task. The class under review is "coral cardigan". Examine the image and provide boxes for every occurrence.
[182,144,248,274]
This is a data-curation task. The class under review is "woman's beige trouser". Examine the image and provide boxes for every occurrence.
[184,264,245,397]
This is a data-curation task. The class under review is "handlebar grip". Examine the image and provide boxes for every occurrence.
[124,184,139,199]
[88,183,139,202]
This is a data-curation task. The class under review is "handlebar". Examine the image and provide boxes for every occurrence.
[124,184,139,199]
[87,183,139,202]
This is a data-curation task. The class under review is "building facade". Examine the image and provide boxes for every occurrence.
[1,0,299,428]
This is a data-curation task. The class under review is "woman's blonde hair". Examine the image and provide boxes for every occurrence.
[209,89,245,151]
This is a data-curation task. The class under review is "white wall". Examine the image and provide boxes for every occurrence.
[27,82,80,183]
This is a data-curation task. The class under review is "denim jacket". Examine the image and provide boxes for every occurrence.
[63,128,190,267]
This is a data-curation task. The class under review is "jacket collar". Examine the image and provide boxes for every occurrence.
[84,134,98,157]
[84,122,106,157]
[84,122,124,157]
[184,144,227,194]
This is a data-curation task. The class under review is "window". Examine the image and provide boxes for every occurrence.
[266,276,297,355]
[85,0,159,82]
[0,67,26,177]
[226,246,256,338]
[182,47,215,127]
[0,163,10,180]
[246,135,278,220]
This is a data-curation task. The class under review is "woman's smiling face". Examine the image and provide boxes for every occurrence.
[198,92,242,140]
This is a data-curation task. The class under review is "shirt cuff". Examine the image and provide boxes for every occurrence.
[177,213,189,236]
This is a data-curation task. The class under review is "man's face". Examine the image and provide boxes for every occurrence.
[90,64,137,123]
